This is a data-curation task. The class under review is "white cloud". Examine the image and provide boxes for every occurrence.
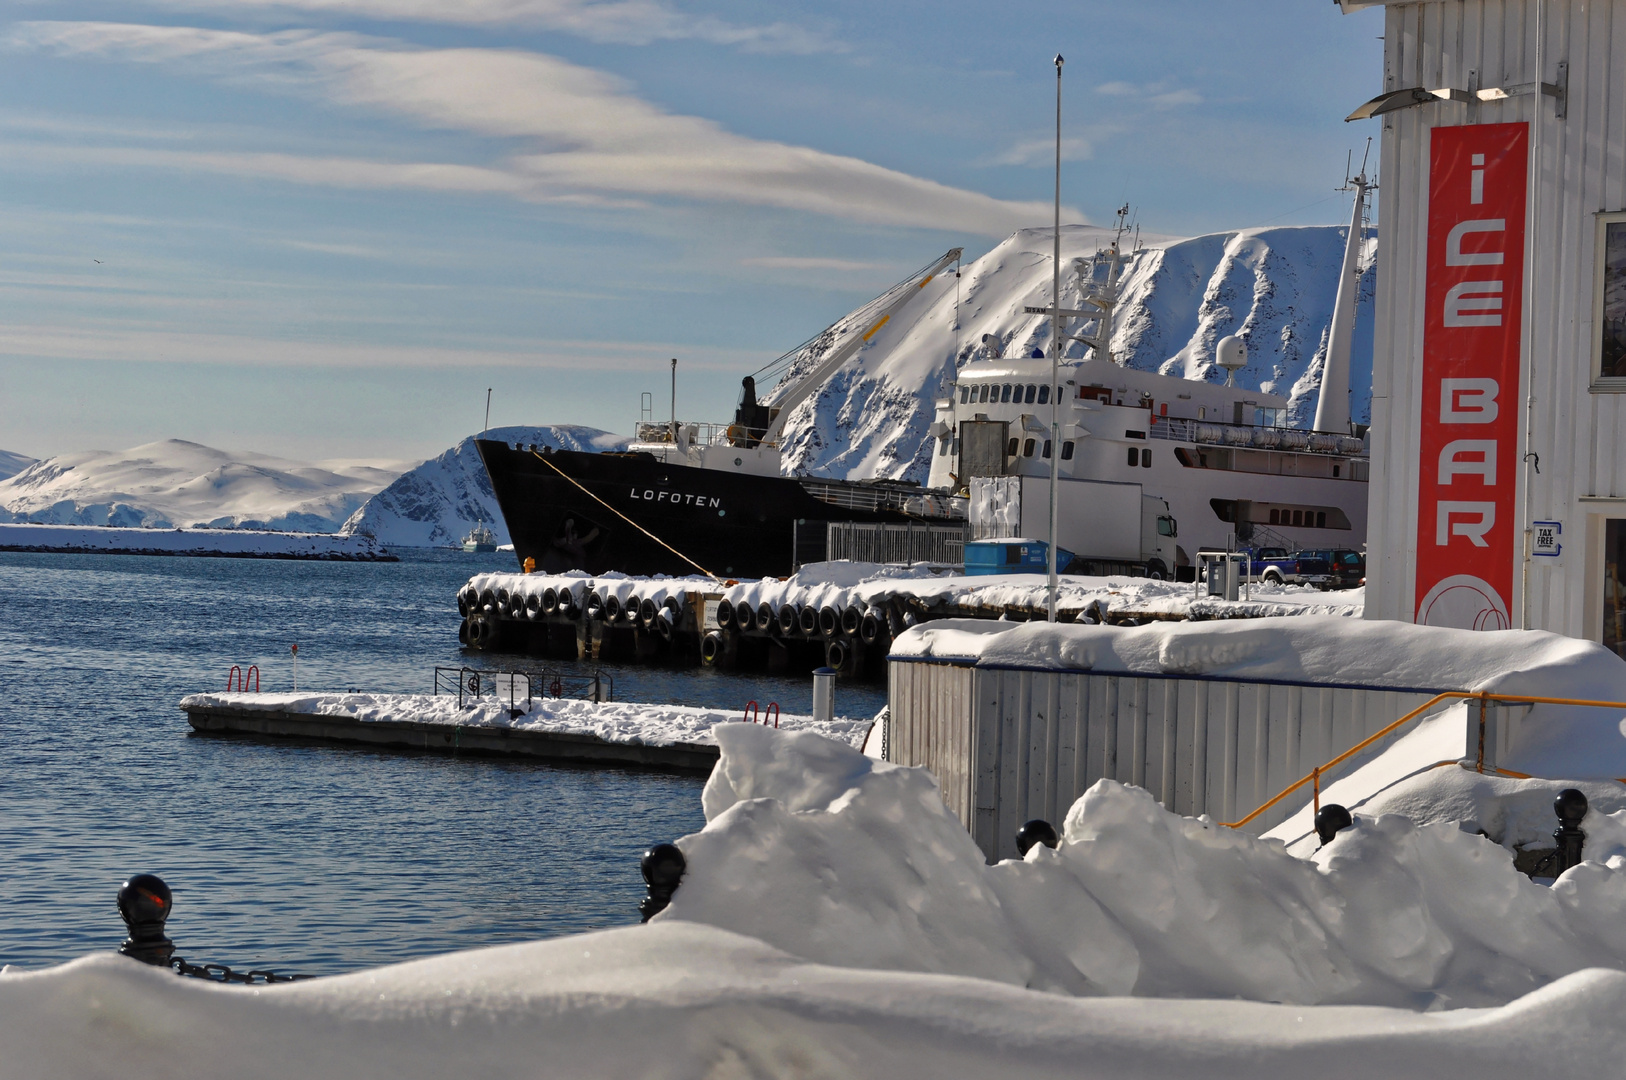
[0,320,759,371]
[740,256,890,272]
[126,0,843,53]
[1095,81,1203,109]
[984,135,1093,168]
[10,22,1069,235]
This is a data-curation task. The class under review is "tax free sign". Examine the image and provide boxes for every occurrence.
[1414,122,1528,631]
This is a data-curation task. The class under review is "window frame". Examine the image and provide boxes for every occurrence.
[1591,211,1626,391]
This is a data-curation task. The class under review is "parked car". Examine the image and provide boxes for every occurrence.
[1296,548,1366,589]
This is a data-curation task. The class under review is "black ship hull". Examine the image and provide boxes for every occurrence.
[476,440,927,578]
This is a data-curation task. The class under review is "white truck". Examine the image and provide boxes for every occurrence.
[969,475,1181,579]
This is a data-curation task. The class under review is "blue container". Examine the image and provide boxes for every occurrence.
[964,539,1072,576]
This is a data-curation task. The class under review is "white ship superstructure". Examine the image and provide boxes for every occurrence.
[925,355,1369,565]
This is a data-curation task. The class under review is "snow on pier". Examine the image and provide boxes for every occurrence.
[0,522,392,560]
[179,691,871,770]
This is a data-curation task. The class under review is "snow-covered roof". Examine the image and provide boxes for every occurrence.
[891,616,1626,697]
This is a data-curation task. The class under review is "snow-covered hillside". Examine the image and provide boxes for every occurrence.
[342,425,628,547]
[0,449,35,481]
[0,440,413,532]
[770,223,1376,483]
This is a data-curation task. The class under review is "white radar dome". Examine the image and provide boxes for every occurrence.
[1216,336,1248,371]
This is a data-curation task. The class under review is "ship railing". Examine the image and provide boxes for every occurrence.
[1149,416,1364,457]
[799,480,963,520]
[632,421,779,450]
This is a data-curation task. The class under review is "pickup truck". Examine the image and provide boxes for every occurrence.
[1248,547,1334,588]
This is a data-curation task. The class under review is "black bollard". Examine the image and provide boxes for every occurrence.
[1015,819,1059,857]
[1553,788,1588,875]
[639,843,686,923]
[1314,804,1353,846]
[117,874,175,967]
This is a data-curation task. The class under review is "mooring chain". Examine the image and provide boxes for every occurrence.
[171,955,312,984]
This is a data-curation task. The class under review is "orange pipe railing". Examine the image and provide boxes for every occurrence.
[1222,691,1626,829]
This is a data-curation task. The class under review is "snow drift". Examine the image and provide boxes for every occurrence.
[769,222,1376,483]
[6,928,1624,1080]
[342,425,628,547]
[665,723,1626,1009]
[0,440,412,533]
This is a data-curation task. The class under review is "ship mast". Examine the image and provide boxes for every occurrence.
[1048,54,1064,623]
[1313,141,1373,435]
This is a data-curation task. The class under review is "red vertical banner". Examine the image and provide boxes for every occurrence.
[1414,122,1528,629]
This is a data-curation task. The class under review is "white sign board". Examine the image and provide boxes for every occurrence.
[1532,521,1563,559]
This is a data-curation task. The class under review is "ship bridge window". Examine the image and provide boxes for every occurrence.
[1024,384,1037,404]
[979,384,990,403]
[1007,437,1020,456]
[938,435,951,456]
[1001,384,1013,403]
[1042,439,1053,458]
[959,386,970,404]
[1023,438,1036,457]
[1037,385,1050,405]
[1061,441,1074,460]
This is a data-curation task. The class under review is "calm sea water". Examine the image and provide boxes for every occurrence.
[0,549,884,975]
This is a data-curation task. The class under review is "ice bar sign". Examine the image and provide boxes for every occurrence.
[1413,122,1529,631]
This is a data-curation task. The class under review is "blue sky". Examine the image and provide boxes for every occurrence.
[0,0,1384,463]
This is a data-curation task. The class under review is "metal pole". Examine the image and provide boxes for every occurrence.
[1518,0,1544,630]
[1048,53,1064,624]
[670,358,677,430]
[483,387,492,436]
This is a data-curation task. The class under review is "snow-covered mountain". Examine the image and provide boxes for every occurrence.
[0,440,414,532]
[768,223,1376,484]
[341,425,629,547]
[0,450,36,481]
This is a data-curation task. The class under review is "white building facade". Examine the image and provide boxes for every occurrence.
[1349,0,1626,657]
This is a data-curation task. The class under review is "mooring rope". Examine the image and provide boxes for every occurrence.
[529,450,719,579]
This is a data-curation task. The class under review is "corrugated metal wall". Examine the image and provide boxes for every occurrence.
[1366,0,1626,635]
[889,658,1516,862]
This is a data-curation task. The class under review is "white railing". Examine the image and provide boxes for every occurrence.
[1149,416,1363,457]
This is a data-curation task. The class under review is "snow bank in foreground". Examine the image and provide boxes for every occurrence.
[0,522,390,559]
[178,692,872,749]
[7,928,1623,1080]
[663,724,1626,1008]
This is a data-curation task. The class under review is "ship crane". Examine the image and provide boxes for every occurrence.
[749,247,963,450]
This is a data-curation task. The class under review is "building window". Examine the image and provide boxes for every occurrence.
[1060,441,1074,460]
[1596,214,1626,386]
[1037,385,1050,405]
[1607,520,1626,657]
